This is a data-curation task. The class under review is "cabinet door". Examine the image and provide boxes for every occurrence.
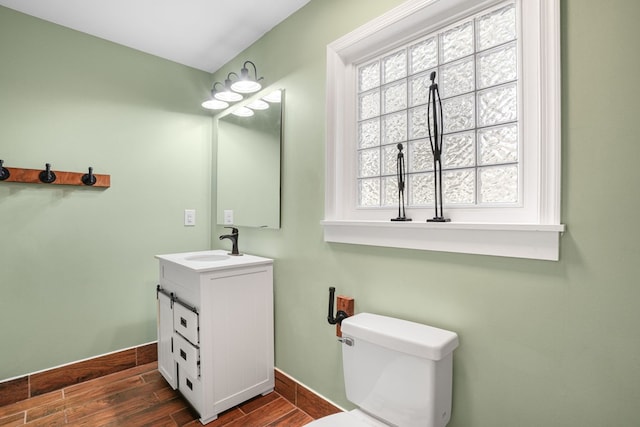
[157,292,177,388]
[206,268,274,402]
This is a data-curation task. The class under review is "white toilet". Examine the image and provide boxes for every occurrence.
[306,313,459,427]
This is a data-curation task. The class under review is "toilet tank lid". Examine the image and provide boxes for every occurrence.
[341,313,459,361]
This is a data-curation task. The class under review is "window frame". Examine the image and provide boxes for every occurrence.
[322,0,564,261]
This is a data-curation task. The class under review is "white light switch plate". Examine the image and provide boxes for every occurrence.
[184,209,196,226]
[223,210,233,225]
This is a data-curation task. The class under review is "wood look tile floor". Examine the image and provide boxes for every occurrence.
[0,362,314,427]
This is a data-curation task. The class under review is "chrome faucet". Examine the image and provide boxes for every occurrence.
[219,227,240,256]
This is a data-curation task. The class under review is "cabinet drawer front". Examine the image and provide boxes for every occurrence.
[178,371,202,414]
[173,302,199,345]
[173,333,199,379]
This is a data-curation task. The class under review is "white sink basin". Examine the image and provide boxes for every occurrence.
[156,250,272,272]
[184,254,229,262]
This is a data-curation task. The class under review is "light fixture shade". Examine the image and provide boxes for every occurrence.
[231,106,254,117]
[262,90,282,103]
[230,79,262,94]
[230,61,263,94]
[201,99,229,110]
[214,90,243,102]
[246,100,269,110]
[201,62,265,110]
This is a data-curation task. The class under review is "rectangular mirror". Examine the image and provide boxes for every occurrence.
[216,89,283,229]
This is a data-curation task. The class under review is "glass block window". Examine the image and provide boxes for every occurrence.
[356,2,518,208]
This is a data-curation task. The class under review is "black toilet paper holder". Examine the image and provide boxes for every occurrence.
[327,287,349,326]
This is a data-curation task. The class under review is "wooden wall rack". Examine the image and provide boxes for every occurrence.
[0,161,110,188]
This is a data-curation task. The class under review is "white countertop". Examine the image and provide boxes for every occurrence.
[155,249,273,272]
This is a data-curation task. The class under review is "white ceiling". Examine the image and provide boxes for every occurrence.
[0,0,311,72]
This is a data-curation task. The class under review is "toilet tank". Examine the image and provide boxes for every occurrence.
[340,313,459,427]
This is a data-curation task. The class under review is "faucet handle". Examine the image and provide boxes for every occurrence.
[224,226,239,234]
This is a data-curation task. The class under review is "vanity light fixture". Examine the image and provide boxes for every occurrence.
[214,74,244,102]
[246,99,269,110]
[201,60,265,111]
[230,61,263,94]
[202,82,232,110]
[262,89,281,103]
[201,98,229,110]
[231,106,254,117]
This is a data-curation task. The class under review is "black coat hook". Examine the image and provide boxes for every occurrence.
[82,167,96,186]
[39,163,57,183]
[0,160,9,181]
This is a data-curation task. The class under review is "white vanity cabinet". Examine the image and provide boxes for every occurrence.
[155,250,274,424]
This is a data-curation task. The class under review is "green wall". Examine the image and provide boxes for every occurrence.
[211,0,640,426]
[2,0,639,426]
[0,7,213,379]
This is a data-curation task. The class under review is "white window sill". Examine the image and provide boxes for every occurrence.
[321,220,565,261]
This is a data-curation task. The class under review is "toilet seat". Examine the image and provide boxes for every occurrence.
[305,409,388,426]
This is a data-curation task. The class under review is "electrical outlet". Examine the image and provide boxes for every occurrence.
[223,210,233,225]
[184,209,196,226]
